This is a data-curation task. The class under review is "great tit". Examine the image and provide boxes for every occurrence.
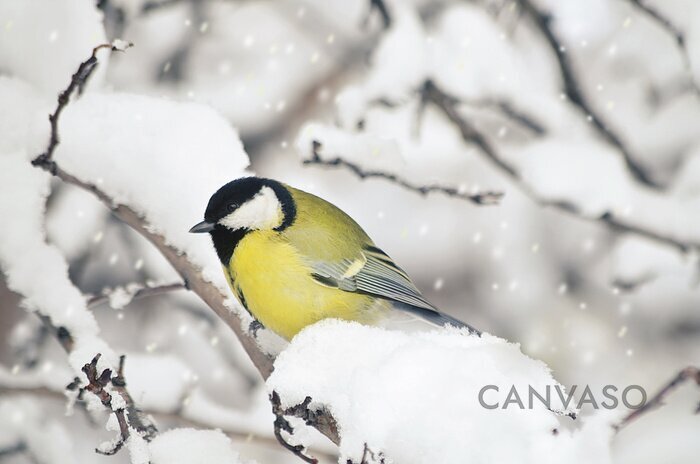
[190,177,478,341]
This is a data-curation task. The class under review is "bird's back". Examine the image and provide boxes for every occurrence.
[281,186,373,262]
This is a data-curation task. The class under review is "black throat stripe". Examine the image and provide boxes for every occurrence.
[210,226,248,265]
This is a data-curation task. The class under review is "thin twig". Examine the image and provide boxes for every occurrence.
[87,282,186,309]
[304,141,503,205]
[372,96,546,136]
[421,79,699,254]
[74,354,129,455]
[627,0,700,97]
[516,0,659,188]
[30,42,130,174]
[614,366,700,432]
[270,392,319,464]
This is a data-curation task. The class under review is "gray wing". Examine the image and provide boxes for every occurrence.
[310,245,480,334]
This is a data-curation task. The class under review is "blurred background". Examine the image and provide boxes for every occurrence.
[1,0,699,462]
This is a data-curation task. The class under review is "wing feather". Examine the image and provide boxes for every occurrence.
[310,245,436,311]
[309,245,480,334]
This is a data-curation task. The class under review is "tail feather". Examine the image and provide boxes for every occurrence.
[392,302,481,336]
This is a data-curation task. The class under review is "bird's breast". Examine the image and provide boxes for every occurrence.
[227,230,380,340]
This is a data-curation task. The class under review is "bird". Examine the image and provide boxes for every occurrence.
[190,177,479,341]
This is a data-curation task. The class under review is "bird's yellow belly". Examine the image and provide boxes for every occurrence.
[228,230,382,340]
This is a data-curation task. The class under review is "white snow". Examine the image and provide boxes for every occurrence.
[128,431,151,464]
[149,428,248,464]
[107,285,138,310]
[267,320,614,464]
[0,363,73,393]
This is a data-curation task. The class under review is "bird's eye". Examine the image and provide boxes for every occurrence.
[227,203,237,212]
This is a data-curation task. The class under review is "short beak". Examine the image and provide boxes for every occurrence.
[189,220,215,233]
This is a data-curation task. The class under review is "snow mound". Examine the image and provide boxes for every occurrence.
[268,320,615,464]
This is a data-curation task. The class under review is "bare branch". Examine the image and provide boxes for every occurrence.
[304,141,503,206]
[421,79,699,254]
[516,0,660,188]
[270,391,339,463]
[614,366,700,432]
[627,0,700,97]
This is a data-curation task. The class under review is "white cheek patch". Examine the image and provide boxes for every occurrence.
[219,186,283,231]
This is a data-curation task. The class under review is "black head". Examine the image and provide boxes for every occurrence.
[189,177,296,264]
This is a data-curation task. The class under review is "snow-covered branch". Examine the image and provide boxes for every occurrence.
[305,141,504,205]
[626,0,699,97]
[30,44,274,379]
[26,42,342,457]
[270,392,326,463]
[33,309,157,455]
[87,282,186,309]
[0,373,340,463]
[516,0,659,188]
[419,79,700,254]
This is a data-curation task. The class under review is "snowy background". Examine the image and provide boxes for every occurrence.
[1,0,699,463]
